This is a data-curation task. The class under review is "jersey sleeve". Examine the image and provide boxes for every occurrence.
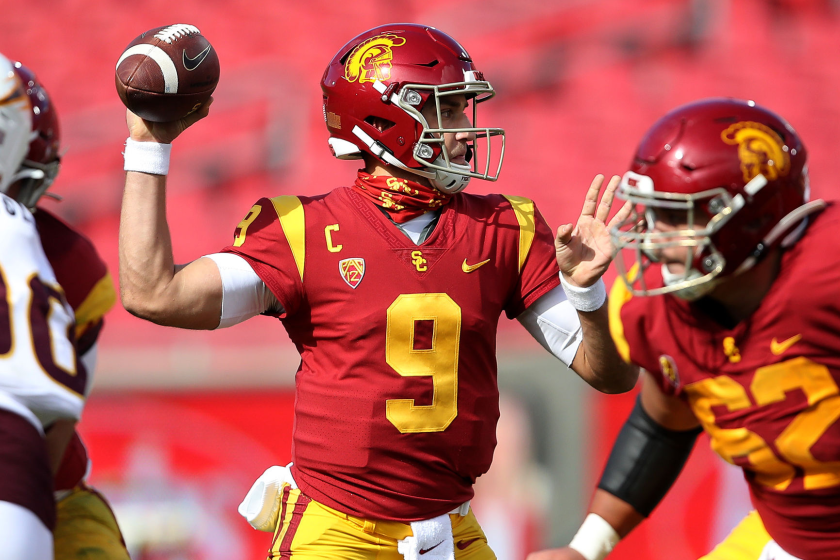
[34,209,116,355]
[502,197,561,318]
[220,197,306,317]
[608,277,677,396]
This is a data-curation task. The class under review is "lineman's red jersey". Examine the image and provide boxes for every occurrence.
[610,204,840,559]
[35,208,116,492]
[223,186,559,521]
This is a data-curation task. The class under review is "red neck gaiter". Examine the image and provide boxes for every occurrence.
[352,171,452,223]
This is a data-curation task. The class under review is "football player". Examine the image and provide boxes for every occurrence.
[527,99,839,560]
[117,24,637,559]
[0,53,88,560]
[8,62,129,560]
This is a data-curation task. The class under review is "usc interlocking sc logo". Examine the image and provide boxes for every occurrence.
[345,34,406,83]
[721,121,790,183]
[411,251,427,272]
[659,355,679,387]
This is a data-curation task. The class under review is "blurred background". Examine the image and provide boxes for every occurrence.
[3,0,839,558]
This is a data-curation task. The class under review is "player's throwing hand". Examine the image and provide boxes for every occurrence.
[125,98,213,145]
[555,174,631,288]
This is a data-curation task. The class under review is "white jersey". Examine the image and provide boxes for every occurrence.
[0,194,85,432]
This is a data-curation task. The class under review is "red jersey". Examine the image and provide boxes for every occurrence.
[223,186,559,521]
[610,204,840,559]
[35,208,116,492]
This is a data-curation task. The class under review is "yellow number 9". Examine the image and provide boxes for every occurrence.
[386,293,461,433]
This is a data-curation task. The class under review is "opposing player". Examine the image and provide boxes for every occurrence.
[0,53,88,560]
[118,24,637,559]
[528,99,839,560]
[9,61,129,560]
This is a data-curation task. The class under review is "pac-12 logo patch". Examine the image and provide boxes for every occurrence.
[659,354,679,387]
[339,258,365,289]
[344,33,406,83]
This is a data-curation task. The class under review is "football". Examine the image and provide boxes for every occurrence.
[115,24,219,122]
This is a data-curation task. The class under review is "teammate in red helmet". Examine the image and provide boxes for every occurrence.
[529,98,838,560]
[118,23,637,559]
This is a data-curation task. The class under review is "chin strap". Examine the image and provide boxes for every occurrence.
[734,199,827,275]
[667,199,828,300]
[351,125,471,194]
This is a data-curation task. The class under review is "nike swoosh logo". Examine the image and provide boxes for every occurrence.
[462,258,491,273]
[771,334,802,355]
[419,541,444,555]
[456,538,480,550]
[183,45,212,71]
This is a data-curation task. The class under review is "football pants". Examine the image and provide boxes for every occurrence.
[699,511,802,560]
[267,485,495,560]
[54,484,130,560]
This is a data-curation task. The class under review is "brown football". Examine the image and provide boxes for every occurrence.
[115,24,219,122]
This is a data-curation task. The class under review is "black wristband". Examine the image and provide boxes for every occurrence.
[597,396,702,517]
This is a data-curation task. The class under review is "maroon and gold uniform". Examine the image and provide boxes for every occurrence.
[610,205,840,560]
[34,207,128,560]
[35,208,114,370]
[35,207,116,494]
[223,186,559,522]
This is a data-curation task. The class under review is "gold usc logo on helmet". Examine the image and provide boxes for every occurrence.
[721,121,790,183]
[345,34,406,84]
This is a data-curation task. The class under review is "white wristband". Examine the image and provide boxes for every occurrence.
[560,274,607,312]
[568,514,620,560]
[123,138,171,175]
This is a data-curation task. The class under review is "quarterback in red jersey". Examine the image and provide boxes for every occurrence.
[9,62,129,560]
[529,99,839,560]
[118,23,637,559]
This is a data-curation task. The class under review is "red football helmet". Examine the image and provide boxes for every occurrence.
[611,98,823,299]
[321,23,504,194]
[10,61,61,208]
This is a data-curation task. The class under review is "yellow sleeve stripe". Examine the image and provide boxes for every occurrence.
[75,272,117,337]
[502,195,536,273]
[270,195,305,282]
[608,272,635,364]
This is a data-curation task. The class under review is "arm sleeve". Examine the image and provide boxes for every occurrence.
[504,201,561,318]
[517,281,583,366]
[220,198,305,317]
[202,253,283,328]
[597,396,702,517]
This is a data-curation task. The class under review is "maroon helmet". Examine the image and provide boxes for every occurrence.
[611,98,822,298]
[321,23,504,193]
[11,61,61,208]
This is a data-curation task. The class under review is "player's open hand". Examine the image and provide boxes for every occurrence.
[526,547,587,560]
[126,98,213,144]
[555,174,631,288]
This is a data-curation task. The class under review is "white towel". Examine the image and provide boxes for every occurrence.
[397,513,454,560]
[237,463,297,532]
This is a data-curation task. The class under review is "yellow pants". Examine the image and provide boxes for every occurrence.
[268,487,496,560]
[699,511,772,560]
[54,485,131,560]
